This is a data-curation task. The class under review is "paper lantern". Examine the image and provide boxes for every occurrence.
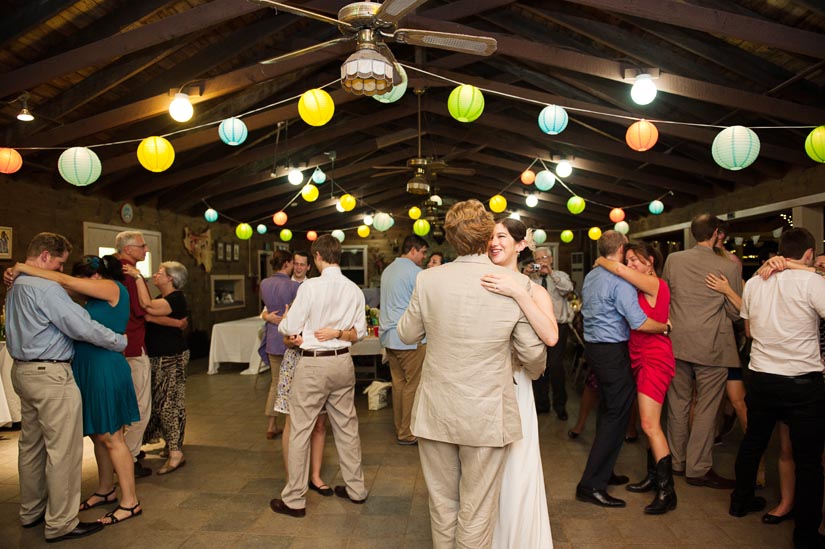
[533,229,547,245]
[272,211,288,226]
[255,224,267,235]
[204,208,218,222]
[556,160,573,178]
[560,230,574,243]
[413,219,430,236]
[137,136,175,172]
[534,170,555,191]
[373,213,393,232]
[301,183,319,202]
[307,230,318,241]
[0,148,22,174]
[311,167,326,184]
[805,126,825,163]
[588,227,602,241]
[373,64,407,104]
[649,200,664,215]
[408,206,421,220]
[298,89,334,127]
[609,208,625,223]
[538,105,568,135]
[489,194,507,213]
[525,195,538,208]
[280,229,293,242]
[447,84,484,123]
[614,221,629,235]
[340,194,356,212]
[218,117,248,146]
[626,120,659,152]
[712,126,760,170]
[235,223,253,240]
[58,147,102,186]
[331,229,345,242]
[357,225,370,238]
[567,196,585,215]
[521,169,535,185]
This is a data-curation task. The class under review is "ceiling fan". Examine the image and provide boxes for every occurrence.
[251,0,497,95]
[372,88,476,195]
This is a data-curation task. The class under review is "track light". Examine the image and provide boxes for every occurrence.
[15,93,34,121]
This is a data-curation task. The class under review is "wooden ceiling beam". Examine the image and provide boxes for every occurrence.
[0,0,76,46]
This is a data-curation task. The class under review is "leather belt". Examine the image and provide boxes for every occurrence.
[300,348,349,358]
[13,358,70,364]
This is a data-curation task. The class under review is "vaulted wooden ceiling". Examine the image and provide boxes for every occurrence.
[2,0,824,234]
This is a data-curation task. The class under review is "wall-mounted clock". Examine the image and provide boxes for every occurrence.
[120,202,134,224]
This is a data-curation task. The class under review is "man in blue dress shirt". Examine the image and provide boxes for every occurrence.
[5,233,127,542]
[380,234,428,445]
[576,231,668,508]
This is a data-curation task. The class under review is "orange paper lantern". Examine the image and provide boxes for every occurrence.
[306,230,318,241]
[272,211,288,226]
[0,148,23,174]
[626,120,659,152]
[520,169,536,185]
[609,208,625,223]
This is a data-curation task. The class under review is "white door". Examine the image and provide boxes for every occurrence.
[83,222,163,293]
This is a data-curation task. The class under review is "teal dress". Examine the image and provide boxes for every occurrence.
[72,282,140,436]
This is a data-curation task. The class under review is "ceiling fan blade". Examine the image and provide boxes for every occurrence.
[250,0,356,31]
[374,0,430,27]
[439,167,476,176]
[372,165,411,170]
[441,144,486,163]
[392,29,497,56]
[259,36,353,65]
[371,170,410,178]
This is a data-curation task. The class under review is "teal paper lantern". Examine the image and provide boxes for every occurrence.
[533,229,547,245]
[372,213,393,232]
[538,105,568,135]
[712,126,760,171]
[204,208,218,222]
[534,170,556,191]
[447,85,484,123]
[311,167,326,184]
[58,147,102,186]
[648,200,664,215]
[373,64,407,104]
[218,117,248,146]
[256,224,267,235]
[331,229,345,243]
[567,196,586,215]
[614,221,629,235]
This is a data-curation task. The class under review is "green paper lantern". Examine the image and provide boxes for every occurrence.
[235,223,253,240]
[413,219,431,236]
[567,196,585,215]
[712,126,760,171]
[533,229,547,245]
[805,126,825,163]
[280,229,293,242]
[560,230,574,243]
[58,147,102,186]
[447,85,484,123]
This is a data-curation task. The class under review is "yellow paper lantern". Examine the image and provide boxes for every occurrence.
[298,89,335,127]
[301,183,319,202]
[588,227,602,241]
[408,206,421,220]
[137,136,175,172]
[489,194,507,213]
[0,148,23,174]
[357,225,370,238]
[340,194,356,212]
[413,219,430,236]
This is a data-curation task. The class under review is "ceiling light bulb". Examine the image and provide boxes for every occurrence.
[336,200,345,212]
[556,159,573,178]
[429,194,442,206]
[17,107,34,122]
[508,212,521,220]
[526,195,539,208]
[169,92,193,122]
[287,168,303,185]
[364,214,374,226]
[630,74,657,106]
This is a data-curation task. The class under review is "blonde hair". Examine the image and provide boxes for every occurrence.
[444,199,495,256]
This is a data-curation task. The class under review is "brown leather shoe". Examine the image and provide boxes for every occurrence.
[686,469,735,489]
[269,498,306,517]
[333,485,367,504]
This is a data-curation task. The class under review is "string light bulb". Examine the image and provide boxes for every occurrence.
[169,93,193,122]
[287,167,303,185]
[631,74,657,106]
[556,159,573,178]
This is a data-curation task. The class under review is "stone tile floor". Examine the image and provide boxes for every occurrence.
[0,358,794,547]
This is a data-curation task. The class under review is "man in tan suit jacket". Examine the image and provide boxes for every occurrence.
[662,213,742,488]
[398,200,546,549]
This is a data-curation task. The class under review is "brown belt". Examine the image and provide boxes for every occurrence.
[300,348,349,358]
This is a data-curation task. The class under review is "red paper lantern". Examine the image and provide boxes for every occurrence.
[626,120,659,152]
[520,169,536,185]
[0,148,23,174]
[272,211,288,226]
[609,208,626,223]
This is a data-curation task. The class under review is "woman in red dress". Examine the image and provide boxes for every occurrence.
[595,241,676,514]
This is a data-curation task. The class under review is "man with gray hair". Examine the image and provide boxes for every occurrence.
[532,245,574,419]
[114,231,152,477]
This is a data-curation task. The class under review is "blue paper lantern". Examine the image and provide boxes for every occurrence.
[534,170,556,191]
[533,229,547,245]
[712,126,760,171]
[256,224,267,235]
[331,229,345,243]
[538,105,568,135]
[648,200,664,215]
[218,117,248,146]
[204,208,218,222]
[373,64,407,104]
[311,167,326,184]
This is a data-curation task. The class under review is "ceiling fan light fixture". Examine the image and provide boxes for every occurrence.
[341,48,395,96]
[406,172,430,195]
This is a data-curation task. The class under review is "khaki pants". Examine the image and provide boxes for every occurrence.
[386,346,425,442]
[281,353,366,509]
[12,361,82,539]
[124,353,151,458]
[265,354,283,416]
[418,438,507,549]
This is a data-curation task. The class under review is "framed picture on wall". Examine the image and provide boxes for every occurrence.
[0,226,12,260]
[216,241,224,261]
[224,243,232,261]
[233,243,240,261]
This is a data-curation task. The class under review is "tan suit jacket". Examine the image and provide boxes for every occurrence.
[663,245,743,368]
[397,254,546,447]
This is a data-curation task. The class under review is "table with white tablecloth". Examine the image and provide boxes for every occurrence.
[0,342,21,426]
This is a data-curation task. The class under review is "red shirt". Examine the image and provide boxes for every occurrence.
[119,257,146,357]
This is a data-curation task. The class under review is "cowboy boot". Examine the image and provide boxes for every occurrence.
[644,454,677,515]
[627,449,655,493]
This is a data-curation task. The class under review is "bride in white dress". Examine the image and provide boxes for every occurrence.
[482,218,558,548]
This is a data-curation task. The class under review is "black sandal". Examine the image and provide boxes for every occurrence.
[99,502,142,525]
[79,488,117,511]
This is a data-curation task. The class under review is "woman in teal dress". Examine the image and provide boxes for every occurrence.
[11,255,142,525]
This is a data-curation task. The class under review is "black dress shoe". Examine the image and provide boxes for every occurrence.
[729,496,767,517]
[686,469,735,489]
[22,513,45,528]
[45,521,103,543]
[575,486,626,508]
[333,485,367,504]
[567,429,580,440]
[270,498,306,517]
[555,409,569,421]
[608,473,629,486]
[134,461,152,478]
[308,481,334,497]
[761,510,793,524]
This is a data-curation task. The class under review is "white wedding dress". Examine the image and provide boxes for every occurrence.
[493,364,553,548]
